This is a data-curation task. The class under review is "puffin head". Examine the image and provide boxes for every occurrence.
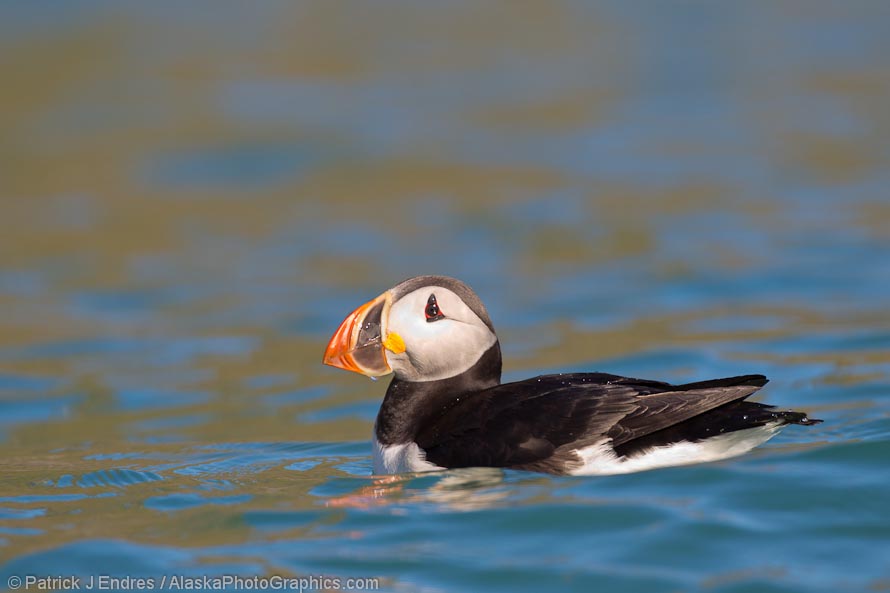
[323,275,500,383]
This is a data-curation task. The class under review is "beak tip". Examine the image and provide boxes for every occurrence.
[322,343,351,372]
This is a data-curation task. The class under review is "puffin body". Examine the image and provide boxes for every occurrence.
[324,275,821,476]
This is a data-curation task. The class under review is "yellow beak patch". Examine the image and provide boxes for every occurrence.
[383,332,406,354]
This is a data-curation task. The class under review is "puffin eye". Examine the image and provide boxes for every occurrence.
[425,294,445,322]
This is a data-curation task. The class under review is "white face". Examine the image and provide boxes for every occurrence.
[383,286,497,382]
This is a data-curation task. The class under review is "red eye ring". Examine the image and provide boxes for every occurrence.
[425,294,445,322]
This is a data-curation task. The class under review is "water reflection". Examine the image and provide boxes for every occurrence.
[326,469,516,512]
[1,2,889,592]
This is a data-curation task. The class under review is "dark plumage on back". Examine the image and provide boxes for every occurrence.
[409,372,811,475]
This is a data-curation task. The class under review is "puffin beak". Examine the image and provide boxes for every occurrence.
[323,292,392,377]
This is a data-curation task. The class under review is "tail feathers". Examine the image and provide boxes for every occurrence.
[675,375,822,426]
[677,374,769,391]
[740,403,823,427]
[774,409,823,426]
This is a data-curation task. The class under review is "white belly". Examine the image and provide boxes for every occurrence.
[570,422,784,476]
[372,437,443,475]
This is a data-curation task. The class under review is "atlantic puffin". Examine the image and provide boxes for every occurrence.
[323,275,821,476]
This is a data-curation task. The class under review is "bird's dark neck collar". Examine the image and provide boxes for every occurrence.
[375,343,502,445]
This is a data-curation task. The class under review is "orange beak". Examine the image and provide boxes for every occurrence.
[323,293,392,377]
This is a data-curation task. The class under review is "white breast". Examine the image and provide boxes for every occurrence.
[372,437,444,475]
[569,422,784,476]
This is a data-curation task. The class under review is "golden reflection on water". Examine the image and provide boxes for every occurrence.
[0,2,888,581]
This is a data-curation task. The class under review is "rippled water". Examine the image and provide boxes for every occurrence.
[2,3,889,592]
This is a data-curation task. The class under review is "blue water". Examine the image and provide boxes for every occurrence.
[2,2,890,592]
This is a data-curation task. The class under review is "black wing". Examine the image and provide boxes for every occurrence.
[415,373,768,474]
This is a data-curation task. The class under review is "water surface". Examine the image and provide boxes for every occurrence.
[1,3,889,592]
